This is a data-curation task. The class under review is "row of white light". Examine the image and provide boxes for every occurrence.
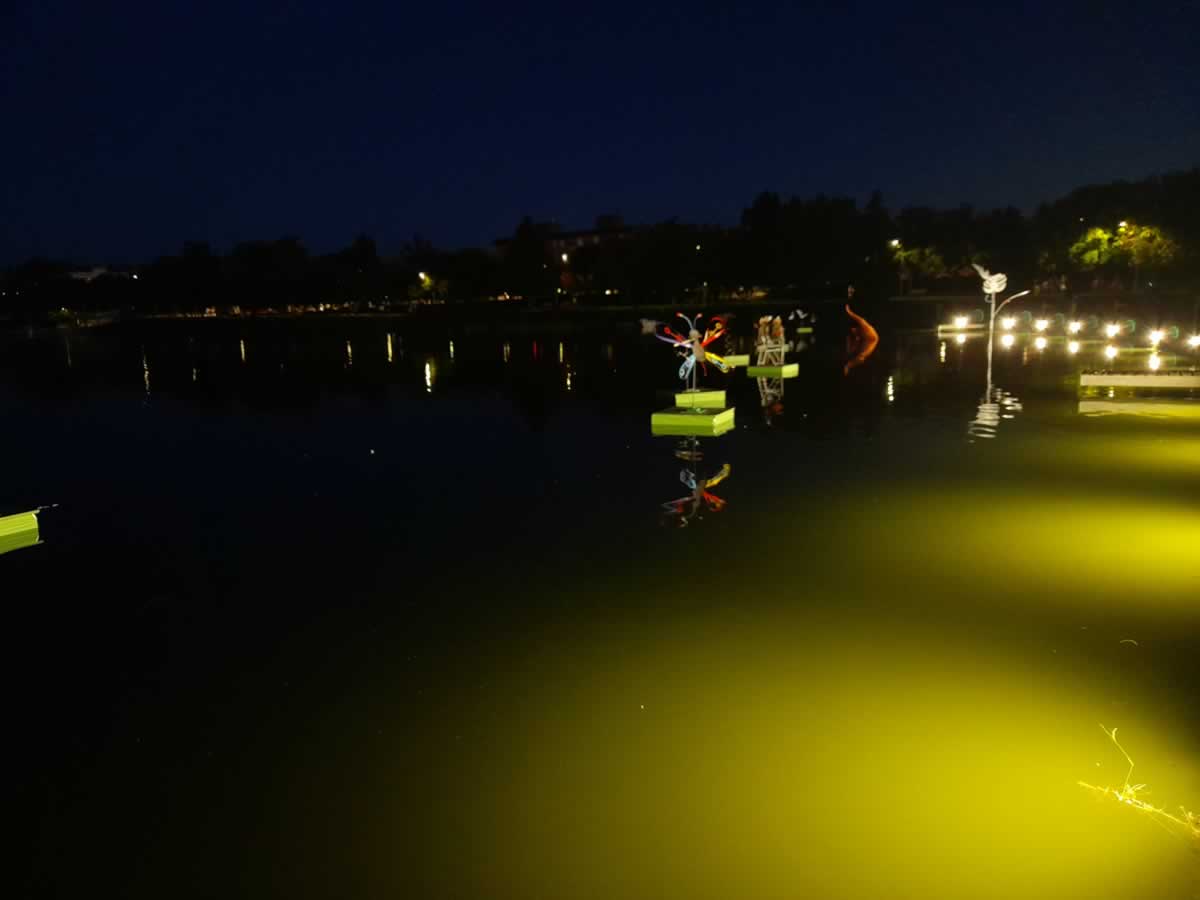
[952,315,1200,349]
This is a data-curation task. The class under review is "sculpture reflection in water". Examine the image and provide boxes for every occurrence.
[967,388,1023,441]
[660,437,731,527]
[757,376,784,424]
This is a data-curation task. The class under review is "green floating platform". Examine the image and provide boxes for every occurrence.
[746,363,799,378]
[0,509,40,556]
[724,354,750,368]
[651,406,736,437]
[675,389,726,408]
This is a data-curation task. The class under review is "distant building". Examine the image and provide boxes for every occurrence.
[68,266,137,283]
[493,214,722,259]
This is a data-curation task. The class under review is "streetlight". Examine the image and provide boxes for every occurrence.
[1189,335,1200,348]
[561,253,569,264]
[890,239,901,248]
[1034,318,1049,332]
[1105,345,1118,360]
[953,315,969,329]
[1105,323,1121,338]
[1000,333,1015,349]
[1148,329,1165,346]
[1068,340,1080,354]
[1068,320,1083,334]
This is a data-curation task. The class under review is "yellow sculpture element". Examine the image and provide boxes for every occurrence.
[1077,725,1200,841]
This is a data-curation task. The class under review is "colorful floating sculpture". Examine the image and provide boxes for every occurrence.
[844,305,879,375]
[653,313,729,391]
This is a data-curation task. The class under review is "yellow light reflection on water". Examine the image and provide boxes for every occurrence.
[387,333,394,364]
[426,614,1197,900]
[449,339,455,360]
[239,339,246,363]
[939,342,947,363]
[503,341,511,363]
[424,360,434,393]
[346,340,353,367]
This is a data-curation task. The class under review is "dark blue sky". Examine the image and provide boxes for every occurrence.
[3,0,1197,263]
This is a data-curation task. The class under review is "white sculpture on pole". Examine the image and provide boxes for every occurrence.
[970,263,1029,441]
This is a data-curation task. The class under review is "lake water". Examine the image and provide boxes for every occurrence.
[6,313,1200,898]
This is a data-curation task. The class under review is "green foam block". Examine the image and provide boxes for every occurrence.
[746,363,799,378]
[0,510,40,556]
[724,354,750,368]
[651,406,736,437]
[675,389,726,408]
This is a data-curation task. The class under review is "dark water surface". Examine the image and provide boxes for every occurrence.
[6,317,1200,898]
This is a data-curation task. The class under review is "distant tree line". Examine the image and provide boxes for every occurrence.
[2,168,1197,319]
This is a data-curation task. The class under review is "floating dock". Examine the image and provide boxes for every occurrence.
[674,389,726,408]
[651,406,736,437]
[745,363,799,378]
[1079,399,1200,419]
[1079,372,1200,389]
[0,509,41,556]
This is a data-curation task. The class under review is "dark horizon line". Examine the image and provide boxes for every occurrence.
[5,165,1196,270]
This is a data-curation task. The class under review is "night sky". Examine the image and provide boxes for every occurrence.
[3,0,1197,264]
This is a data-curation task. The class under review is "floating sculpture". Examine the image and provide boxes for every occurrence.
[755,316,786,365]
[653,313,729,390]
[971,263,1007,299]
[844,305,879,374]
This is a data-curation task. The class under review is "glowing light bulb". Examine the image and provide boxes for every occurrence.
[1068,321,1082,334]
[1105,323,1120,338]
[1000,333,1015,349]
[1148,329,1164,346]
[953,315,968,329]
[1189,335,1200,348]
[1034,336,1047,350]
[1105,345,1118,360]
[955,333,967,345]
[1034,319,1049,332]
[1067,340,1080,354]
[1148,353,1161,371]
[1001,317,1016,331]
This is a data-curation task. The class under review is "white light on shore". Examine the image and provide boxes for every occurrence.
[1149,353,1161,371]
[1105,323,1121,338]
[1001,317,1016,331]
[1034,319,1049,332]
[953,315,968,329]
[955,333,967,345]
[1000,334,1015,349]
[1148,329,1165,346]
[1034,336,1047,350]
[1189,335,1200,348]
[1068,321,1082,334]
[1105,345,1118,360]
[1067,340,1080,354]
